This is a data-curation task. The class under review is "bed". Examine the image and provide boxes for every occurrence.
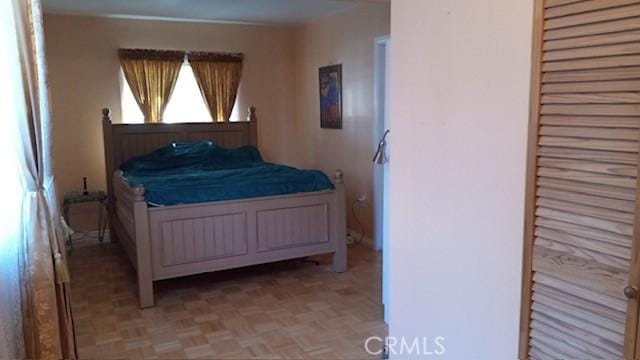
[101,106,347,308]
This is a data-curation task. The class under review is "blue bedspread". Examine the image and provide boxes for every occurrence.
[119,141,334,206]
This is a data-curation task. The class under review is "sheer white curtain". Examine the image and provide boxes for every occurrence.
[0,0,76,358]
[0,0,27,358]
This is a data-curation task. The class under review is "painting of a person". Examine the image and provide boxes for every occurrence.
[319,65,342,129]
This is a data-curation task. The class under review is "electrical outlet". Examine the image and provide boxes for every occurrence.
[356,195,368,208]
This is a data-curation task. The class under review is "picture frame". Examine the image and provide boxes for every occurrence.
[319,64,343,129]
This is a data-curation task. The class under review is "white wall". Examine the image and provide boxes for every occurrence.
[388,1,532,358]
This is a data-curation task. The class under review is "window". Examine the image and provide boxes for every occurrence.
[120,63,240,123]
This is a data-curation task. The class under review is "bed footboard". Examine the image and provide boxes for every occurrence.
[111,171,346,308]
[111,172,154,307]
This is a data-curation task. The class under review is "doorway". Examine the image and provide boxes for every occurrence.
[373,35,390,322]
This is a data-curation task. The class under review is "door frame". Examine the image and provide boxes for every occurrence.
[373,35,390,323]
[373,35,390,251]
[517,0,543,357]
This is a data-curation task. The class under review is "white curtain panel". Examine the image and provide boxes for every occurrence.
[0,0,75,358]
[0,1,27,358]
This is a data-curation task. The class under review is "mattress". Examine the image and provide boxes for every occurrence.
[119,141,334,206]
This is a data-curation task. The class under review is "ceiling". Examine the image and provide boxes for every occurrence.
[43,0,388,25]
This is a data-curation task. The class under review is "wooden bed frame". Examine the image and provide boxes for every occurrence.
[101,107,347,308]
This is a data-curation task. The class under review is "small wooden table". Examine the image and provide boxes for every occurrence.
[62,190,108,251]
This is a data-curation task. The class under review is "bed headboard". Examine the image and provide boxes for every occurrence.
[101,106,258,204]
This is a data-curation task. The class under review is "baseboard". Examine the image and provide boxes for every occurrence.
[347,228,376,249]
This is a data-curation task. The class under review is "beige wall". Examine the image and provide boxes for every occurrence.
[388,0,532,357]
[45,6,390,234]
[293,4,390,238]
[44,14,297,229]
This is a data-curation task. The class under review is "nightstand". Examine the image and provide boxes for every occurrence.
[62,190,108,251]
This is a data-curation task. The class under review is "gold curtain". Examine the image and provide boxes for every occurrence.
[119,49,184,123]
[189,52,243,122]
[8,0,76,358]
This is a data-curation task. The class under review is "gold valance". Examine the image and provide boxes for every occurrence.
[118,48,186,61]
[118,49,243,63]
[188,51,244,63]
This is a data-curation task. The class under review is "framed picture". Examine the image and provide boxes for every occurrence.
[319,64,342,129]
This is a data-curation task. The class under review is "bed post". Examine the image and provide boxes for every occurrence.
[247,106,258,147]
[102,108,117,242]
[332,169,347,272]
[132,186,154,308]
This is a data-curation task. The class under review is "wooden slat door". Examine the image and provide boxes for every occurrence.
[520,0,640,359]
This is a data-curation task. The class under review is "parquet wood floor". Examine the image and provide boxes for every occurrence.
[68,235,386,359]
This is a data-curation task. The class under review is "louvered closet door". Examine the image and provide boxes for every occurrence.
[521,0,640,359]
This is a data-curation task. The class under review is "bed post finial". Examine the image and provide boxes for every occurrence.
[247,106,257,122]
[102,107,112,123]
[334,169,344,184]
[248,106,258,147]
